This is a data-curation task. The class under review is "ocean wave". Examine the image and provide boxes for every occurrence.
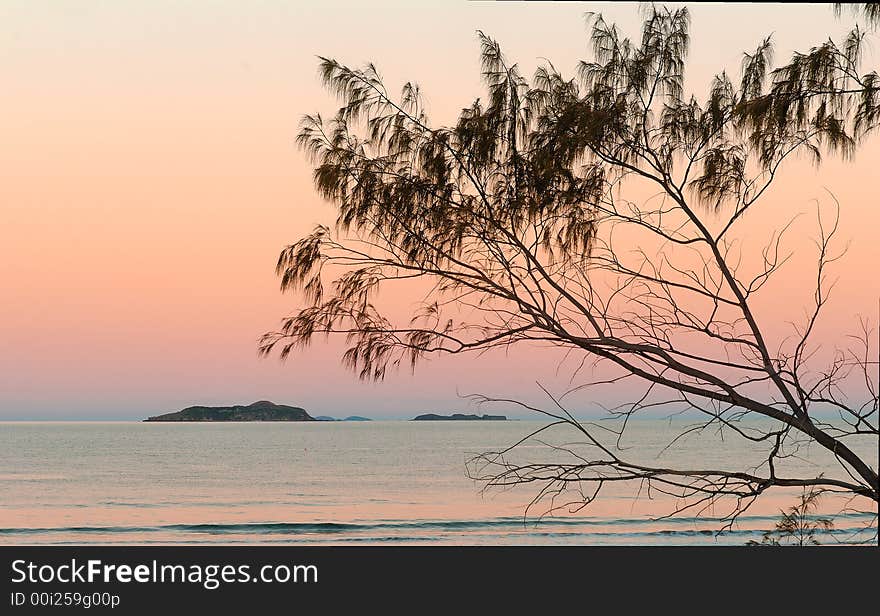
[1,511,875,539]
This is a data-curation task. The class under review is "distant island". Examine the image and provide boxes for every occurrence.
[412,413,507,421]
[144,400,315,422]
[315,416,372,422]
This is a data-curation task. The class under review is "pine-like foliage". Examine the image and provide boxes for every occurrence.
[262,6,878,519]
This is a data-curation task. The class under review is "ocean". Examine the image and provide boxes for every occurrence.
[1,420,876,545]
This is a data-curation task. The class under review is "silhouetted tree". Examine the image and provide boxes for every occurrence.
[835,3,880,29]
[739,3,880,161]
[262,5,878,530]
[747,486,834,545]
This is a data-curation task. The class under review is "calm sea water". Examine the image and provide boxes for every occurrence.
[0,420,876,545]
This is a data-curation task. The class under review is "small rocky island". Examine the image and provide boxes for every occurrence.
[144,400,315,422]
[315,416,372,422]
[412,413,507,421]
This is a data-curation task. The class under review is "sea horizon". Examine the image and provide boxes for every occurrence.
[2,419,876,546]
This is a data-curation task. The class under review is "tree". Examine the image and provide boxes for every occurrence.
[261,5,878,533]
[747,486,835,546]
[834,3,880,29]
[738,3,880,160]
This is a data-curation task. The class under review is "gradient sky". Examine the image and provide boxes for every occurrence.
[2,1,878,419]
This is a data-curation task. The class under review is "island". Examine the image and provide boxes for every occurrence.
[144,400,315,422]
[315,415,372,422]
[412,413,507,421]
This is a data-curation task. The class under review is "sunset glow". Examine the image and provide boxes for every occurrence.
[2,1,878,419]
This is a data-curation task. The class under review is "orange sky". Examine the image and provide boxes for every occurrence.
[1,2,878,418]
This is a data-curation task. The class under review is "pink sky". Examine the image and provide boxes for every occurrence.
[1,2,878,418]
